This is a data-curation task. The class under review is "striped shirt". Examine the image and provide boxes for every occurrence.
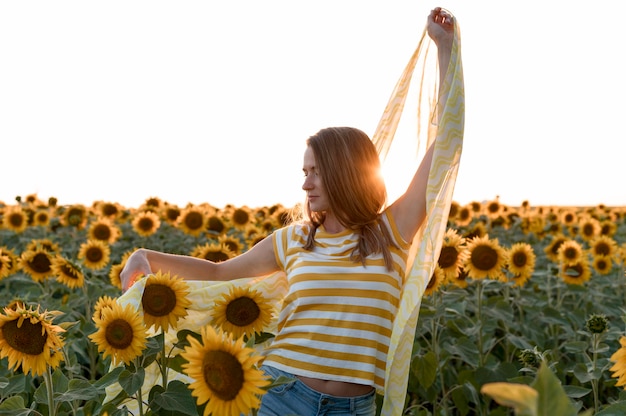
[263,211,410,390]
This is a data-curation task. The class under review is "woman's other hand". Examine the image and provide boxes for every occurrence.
[120,249,152,292]
[427,7,454,49]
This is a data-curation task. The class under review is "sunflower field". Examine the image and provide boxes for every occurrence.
[0,194,625,416]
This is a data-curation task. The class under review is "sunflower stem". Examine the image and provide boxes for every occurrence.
[44,365,56,416]
[159,330,168,388]
[476,280,485,368]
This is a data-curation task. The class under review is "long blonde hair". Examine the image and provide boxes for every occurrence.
[300,127,398,269]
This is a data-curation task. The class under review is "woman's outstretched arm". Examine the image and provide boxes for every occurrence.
[120,235,279,291]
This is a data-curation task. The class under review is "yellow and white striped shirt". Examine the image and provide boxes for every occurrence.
[263,211,410,390]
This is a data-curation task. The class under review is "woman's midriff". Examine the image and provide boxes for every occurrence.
[297,375,375,397]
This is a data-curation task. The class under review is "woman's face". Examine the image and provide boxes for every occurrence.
[302,146,329,213]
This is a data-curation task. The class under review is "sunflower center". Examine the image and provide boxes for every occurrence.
[208,217,225,233]
[563,247,578,260]
[86,247,104,262]
[61,264,79,279]
[582,224,595,237]
[204,251,230,263]
[438,246,459,269]
[232,209,250,225]
[202,350,244,401]
[142,284,176,317]
[93,224,112,241]
[138,217,155,231]
[594,242,610,256]
[226,297,260,327]
[105,318,134,349]
[470,245,498,271]
[3,319,47,355]
[9,213,25,228]
[512,252,528,267]
[184,212,204,231]
[30,253,52,273]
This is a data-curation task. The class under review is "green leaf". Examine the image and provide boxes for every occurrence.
[119,367,145,396]
[562,385,591,399]
[167,353,188,374]
[0,395,26,410]
[55,379,99,402]
[149,380,199,415]
[92,366,125,390]
[411,350,438,389]
[595,401,626,415]
[531,362,577,416]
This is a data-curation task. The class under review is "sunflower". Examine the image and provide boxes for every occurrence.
[32,209,51,227]
[559,208,578,228]
[95,201,123,219]
[507,243,536,286]
[610,336,626,389]
[425,265,446,296]
[463,235,508,281]
[454,205,473,227]
[218,234,244,255]
[181,325,270,416]
[78,239,111,270]
[178,206,208,237]
[88,218,121,244]
[1,206,28,233]
[437,228,468,281]
[464,221,487,241]
[51,256,85,289]
[207,214,227,235]
[60,204,88,229]
[589,235,619,260]
[26,238,60,254]
[560,258,592,285]
[92,295,118,322]
[212,286,274,340]
[131,210,161,237]
[191,243,236,263]
[600,220,617,237]
[229,206,252,230]
[161,204,181,225]
[19,248,55,282]
[141,271,191,332]
[484,198,503,220]
[88,302,148,366]
[557,239,585,266]
[0,247,20,280]
[592,255,613,275]
[0,304,65,376]
[544,234,568,263]
[578,216,601,242]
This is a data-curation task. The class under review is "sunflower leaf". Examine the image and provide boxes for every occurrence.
[149,380,199,415]
[174,329,202,349]
[91,366,125,390]
[119,367,145,396]
[54,379,99,402]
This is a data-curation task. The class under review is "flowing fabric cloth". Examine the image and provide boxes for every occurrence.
[110,17,463,416]
[373,18,464,415]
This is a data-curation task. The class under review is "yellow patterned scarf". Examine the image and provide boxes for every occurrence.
[374,18,464,416]
[111,17,464,416]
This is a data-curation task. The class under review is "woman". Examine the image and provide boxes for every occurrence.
[121,7,456,416]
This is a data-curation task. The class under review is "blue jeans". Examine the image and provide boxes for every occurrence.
[257,365,377,416]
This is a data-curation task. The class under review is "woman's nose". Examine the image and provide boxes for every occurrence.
[302,176,313,190]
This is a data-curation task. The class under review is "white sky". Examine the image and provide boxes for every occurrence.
[1,1,624,209]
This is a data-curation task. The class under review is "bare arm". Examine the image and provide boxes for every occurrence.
[120,235,280,291]
[387,7,455,242]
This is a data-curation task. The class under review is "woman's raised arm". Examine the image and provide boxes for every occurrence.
[387,7,456,242]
